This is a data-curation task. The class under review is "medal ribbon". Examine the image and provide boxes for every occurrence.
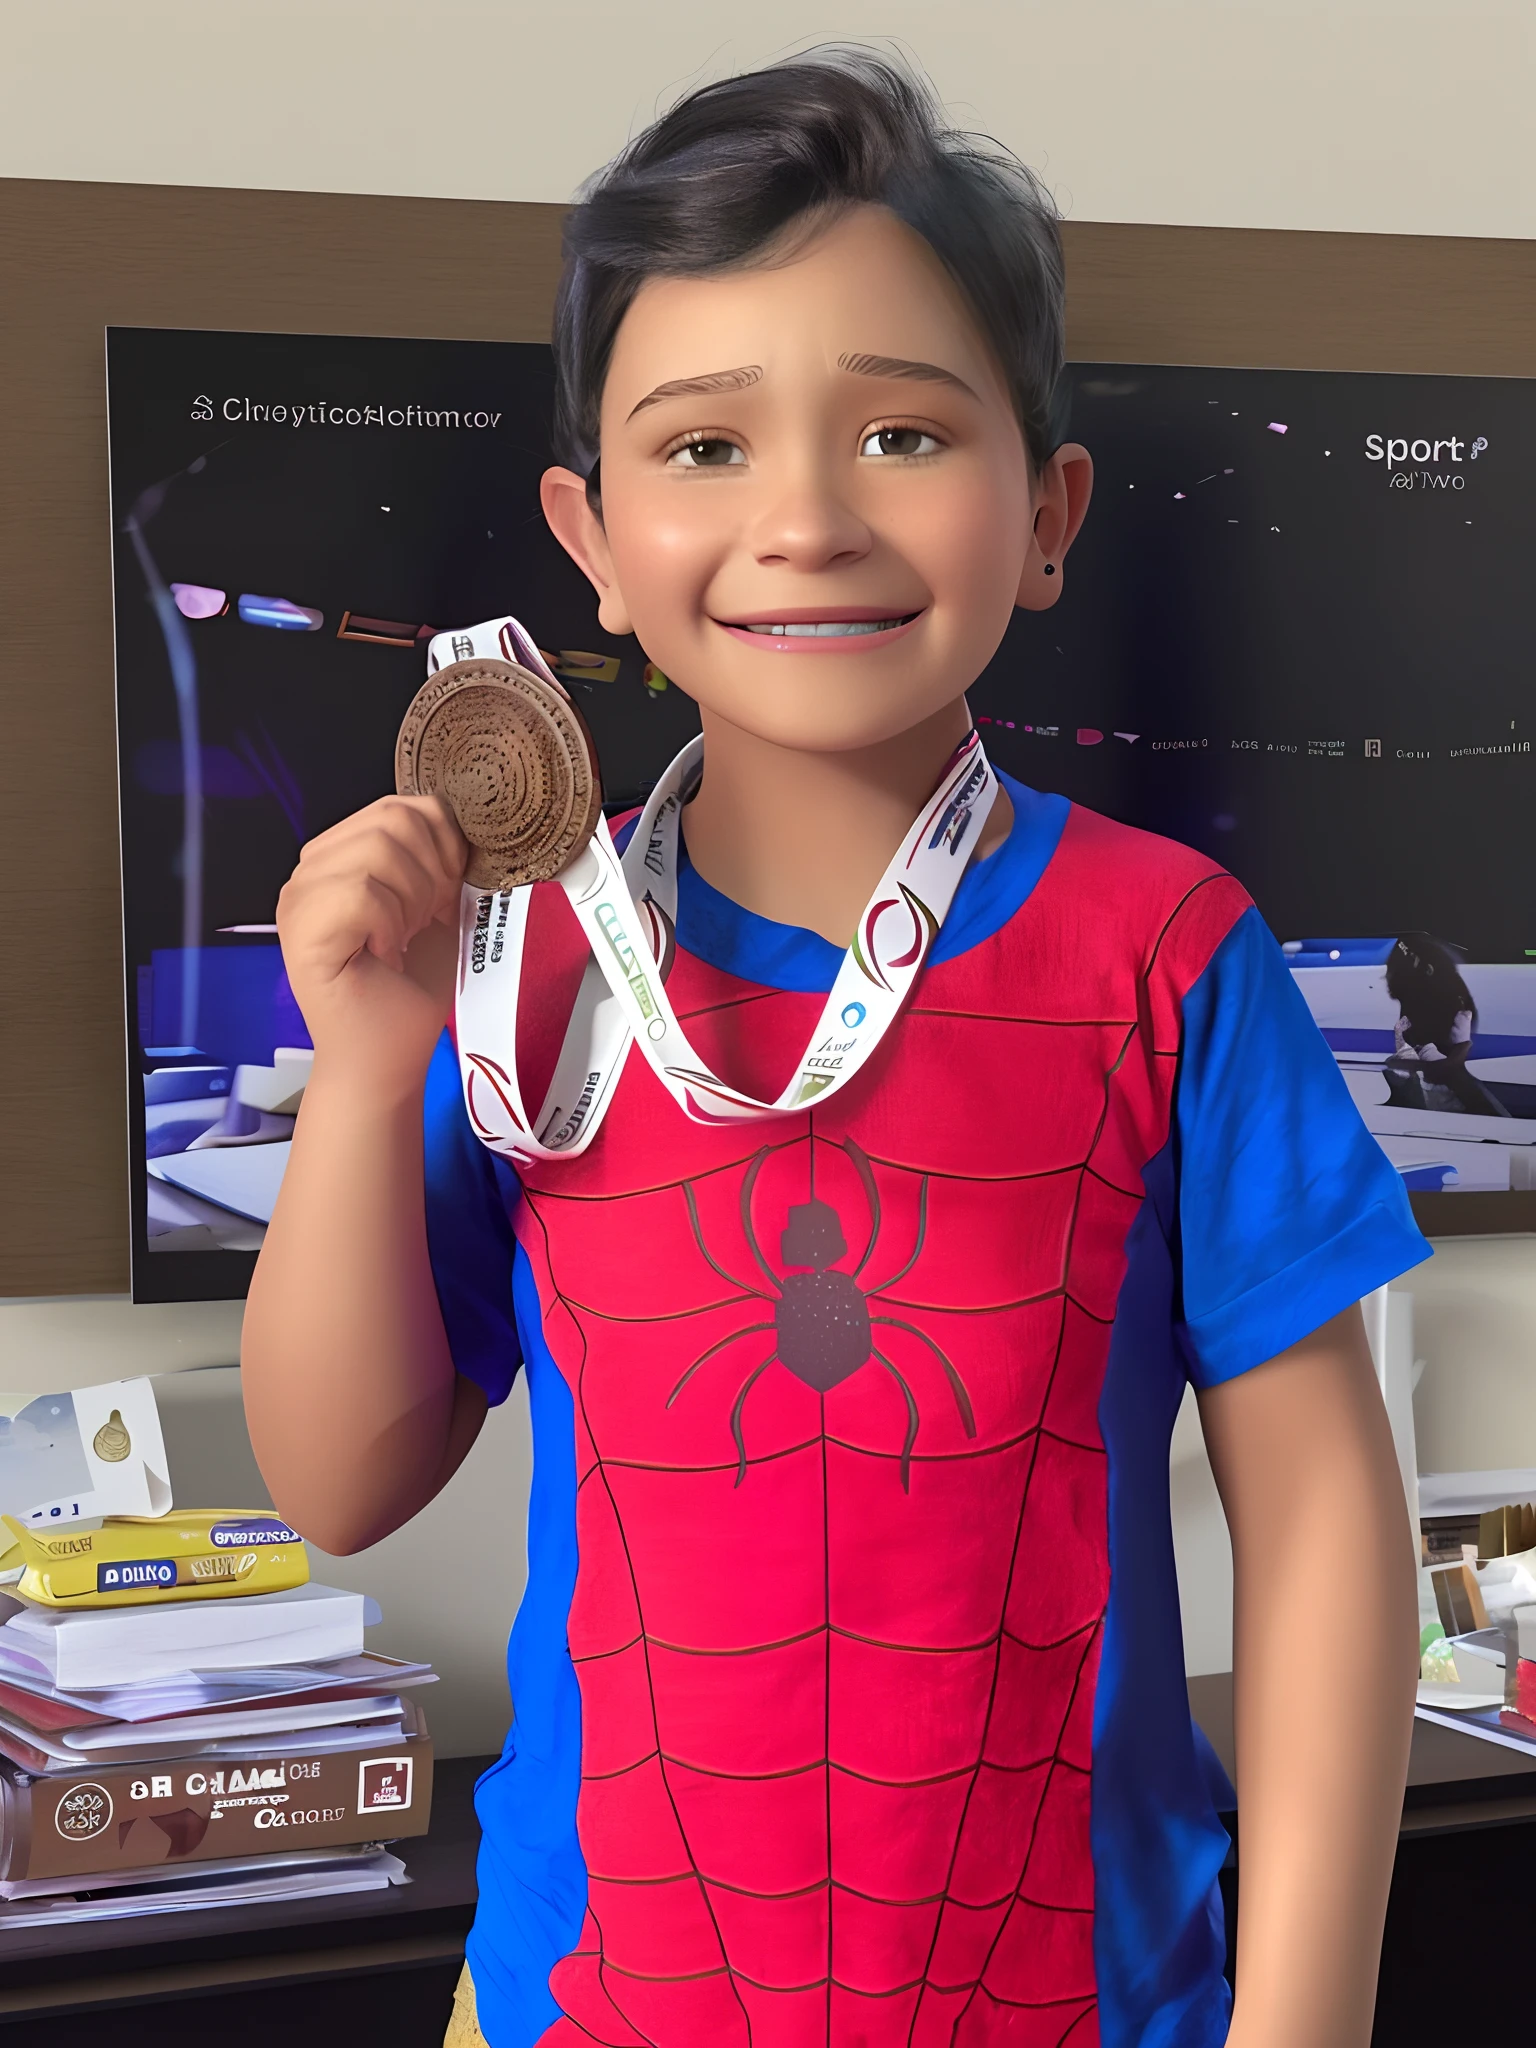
[438,618,998,1161]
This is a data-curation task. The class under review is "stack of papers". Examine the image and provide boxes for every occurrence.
[1415,1700,1536,1759]
[0,1574,437,1913]
[1414,1628,1536,1756]
[0,1651,436,1774]
[0,1581,379,1690]
[0,1847,407,1927]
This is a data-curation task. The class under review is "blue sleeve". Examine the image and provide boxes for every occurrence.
[423,1030,524,1405]
[1173,907,1430,1387]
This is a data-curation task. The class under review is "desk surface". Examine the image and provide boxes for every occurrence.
[1188,1670,1536,1839]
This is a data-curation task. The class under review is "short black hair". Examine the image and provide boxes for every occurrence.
[551,48,1066,485]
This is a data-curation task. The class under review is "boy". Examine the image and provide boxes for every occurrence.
[244,51,1425,2048]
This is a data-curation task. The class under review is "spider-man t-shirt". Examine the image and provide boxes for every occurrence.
[424,772,1426,2048]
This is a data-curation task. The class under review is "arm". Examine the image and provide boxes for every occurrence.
[242,795,484,1555]
[1199,1303,1417,2048]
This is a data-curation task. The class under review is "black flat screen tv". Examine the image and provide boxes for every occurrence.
[108,330,1534,1301]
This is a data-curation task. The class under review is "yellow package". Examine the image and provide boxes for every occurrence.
[0,1511,309,1607]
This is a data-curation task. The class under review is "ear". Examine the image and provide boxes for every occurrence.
[1015,443,1094,612]
[539,467,635,636]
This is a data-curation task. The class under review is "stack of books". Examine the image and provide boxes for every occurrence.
[0,1512,436,1926]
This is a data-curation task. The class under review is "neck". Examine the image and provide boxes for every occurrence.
[680,699,1011,946]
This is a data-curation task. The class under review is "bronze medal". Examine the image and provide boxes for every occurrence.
[394,657,604,889]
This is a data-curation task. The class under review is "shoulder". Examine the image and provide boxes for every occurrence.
[1052,798,1231,902]
[1039,799,1253,993]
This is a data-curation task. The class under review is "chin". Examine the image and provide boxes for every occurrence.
[698,657,952,748]
[718,700,955,754]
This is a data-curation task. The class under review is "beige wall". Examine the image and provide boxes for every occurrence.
[0,0,1532,1735]
[1406,1238,1536,1475]
[2,2,1534,238]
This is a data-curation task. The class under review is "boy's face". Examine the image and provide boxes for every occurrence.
[543,205,1091,754]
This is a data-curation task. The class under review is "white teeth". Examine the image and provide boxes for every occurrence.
[742,618,905,636]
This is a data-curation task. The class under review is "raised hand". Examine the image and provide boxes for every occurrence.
[276,794,468,1098]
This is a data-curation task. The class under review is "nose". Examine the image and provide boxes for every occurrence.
[747,461,872,573]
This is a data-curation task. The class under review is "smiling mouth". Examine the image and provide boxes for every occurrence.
[735,613,919,637]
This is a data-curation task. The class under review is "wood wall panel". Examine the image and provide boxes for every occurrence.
[1063,220,1536,376]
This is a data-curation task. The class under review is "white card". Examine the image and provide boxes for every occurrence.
[0,1379,173,1527]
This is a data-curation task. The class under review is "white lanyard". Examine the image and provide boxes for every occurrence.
[437,618,998,1162]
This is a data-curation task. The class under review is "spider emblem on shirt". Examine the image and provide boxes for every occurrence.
[667,1137,976,1490]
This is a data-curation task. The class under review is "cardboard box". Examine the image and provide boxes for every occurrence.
[0,1734,432,1881]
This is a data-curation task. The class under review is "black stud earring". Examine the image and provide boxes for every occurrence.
[1043,563,1056,576]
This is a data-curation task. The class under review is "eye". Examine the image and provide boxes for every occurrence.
[860,425,941,459]
[666,437,746,468]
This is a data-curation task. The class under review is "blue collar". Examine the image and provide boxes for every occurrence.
[615,769,1068,996]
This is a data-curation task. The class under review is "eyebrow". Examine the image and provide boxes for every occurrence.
[627,364,764,419]
[838,352,979,399]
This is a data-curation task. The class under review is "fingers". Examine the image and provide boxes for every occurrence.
[302,796,466,887]
[279,797,471,992]
[299,797,467,924]
[408,795,471,903]
[278,870,411,981]
[308,794,466,873]
[299,821,441,933]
